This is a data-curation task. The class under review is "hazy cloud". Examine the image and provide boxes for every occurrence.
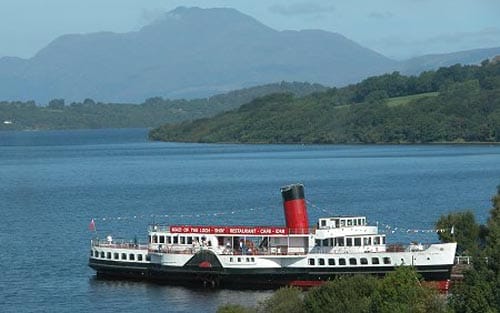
[368,11,394,19]
[269,2,335,16]
[366,27,500,59]
[140,8,166,24]
[424,27,500,45]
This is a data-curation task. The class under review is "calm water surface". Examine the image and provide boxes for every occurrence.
[1,128,499,313]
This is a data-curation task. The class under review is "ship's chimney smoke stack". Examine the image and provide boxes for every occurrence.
[281,184,309,234]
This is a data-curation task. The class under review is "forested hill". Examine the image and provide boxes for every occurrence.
[149,59,500,144]
[0,81,325,131]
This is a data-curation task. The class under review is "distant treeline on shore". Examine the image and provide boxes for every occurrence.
[2,59,500,145]
[0,82,325,131]
[150,58,500,144]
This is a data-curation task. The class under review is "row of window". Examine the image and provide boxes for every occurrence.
[308,256,392,266]
[150,235,196,245]
[228,256,255,263]
[320,217,366,228]
[91,250,150,262]
[315,236,386,248]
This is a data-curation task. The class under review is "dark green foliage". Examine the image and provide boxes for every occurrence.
[485,186,500,309]
[371,267,447,313]
[256,287,304,313]
[449,186,500,313]
[218,268,448,313]
[0,82,325,131]
[436,211,482,254]
[303,275,379,313]
[150,60,500,144]
[217,304,255,313]
[449,263,496,313]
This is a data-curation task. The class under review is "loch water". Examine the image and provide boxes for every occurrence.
[1,128,499,313]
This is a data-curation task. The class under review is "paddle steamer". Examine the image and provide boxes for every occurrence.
[88,184,456,288]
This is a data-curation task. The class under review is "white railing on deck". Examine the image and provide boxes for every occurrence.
[91,239,148,250]
[455,256,472,265]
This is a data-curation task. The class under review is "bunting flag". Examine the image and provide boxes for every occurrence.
[87,204,455,236]
[89,218,96,232]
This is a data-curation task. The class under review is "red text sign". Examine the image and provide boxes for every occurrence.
[169,225,289,235]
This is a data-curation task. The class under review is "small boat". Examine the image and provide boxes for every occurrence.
[88,184,456,289]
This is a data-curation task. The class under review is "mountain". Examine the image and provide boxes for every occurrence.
[0,7,395,103]
[400,47,500,74]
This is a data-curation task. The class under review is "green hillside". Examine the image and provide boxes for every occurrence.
[0,81,325,131]
[385,92,439,107]
[149,60,500,144]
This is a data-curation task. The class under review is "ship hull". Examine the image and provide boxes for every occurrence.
[89,258,452,288]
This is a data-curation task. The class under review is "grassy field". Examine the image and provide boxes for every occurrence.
[386,92,439,107]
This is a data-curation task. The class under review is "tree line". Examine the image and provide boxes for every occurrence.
[150,59,500,144]
[0,82,325,131]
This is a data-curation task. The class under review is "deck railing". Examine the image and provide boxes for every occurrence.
[455,255,472,265]
[91,239,148,250]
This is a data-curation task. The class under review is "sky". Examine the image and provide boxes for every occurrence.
[0,0,499,60]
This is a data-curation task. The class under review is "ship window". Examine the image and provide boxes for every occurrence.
[187,237,193,244]
[148,235,151,243]
[363,237,371,245]
[114,253,119,260]
[358,218,362,225]
[372,257,380,264]
[100,251,105,258]
[337,237,344,246]
[173,236,178,244]
[237,257,242,263]
[138,254,143,261]
[347,219,353,226]
[354,238,361,246]
[146,255,151,262]
[230,257,234,262]
[152,235,157,243]
[328,258,335,266]
[349,258,357,265]
[340,219,345,227]
[319,258,325,265]
[329,238,334,246]
[94,250,99,257]
[129,254,135,261]
[159,236,165,244]
[334,219,340,228]
[246,258,250,262]
[181,237,186,244]
[107,252,111,259]
[309,258,315,266]
[354,219,358,226]
[121,253,127,260]
[383,257,391,265]
[315,239,321,246]
[322,239,329,246]
[360,258,368,265]
[339,258,346,266]
[167,236,172,244]
[382,237,386,244]
[346,238,352,246]
[251,257,255,262]
[321,220,326,227]
[374,237,380,245]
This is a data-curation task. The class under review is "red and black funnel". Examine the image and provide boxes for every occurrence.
[281,184,309,234]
